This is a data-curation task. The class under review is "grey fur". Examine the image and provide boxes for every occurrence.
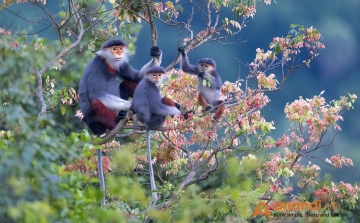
[180,52,223,106]
[79,39,162,133]
[131,68,181,130]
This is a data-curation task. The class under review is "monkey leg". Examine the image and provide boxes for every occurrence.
[146,114,166,130]
[198,93,212,111]
[90,99,118,130]
[162,96,194,119]
[161,96,176,107]
[162,96,190,118]
[83,114,107,135]
[119,81,138,100]
[212,101,226,122]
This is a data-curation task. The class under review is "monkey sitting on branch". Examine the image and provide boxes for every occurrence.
[178,47,226,122]
[131,66,182,202]
[78,39,161,207]
[79,39,162,135]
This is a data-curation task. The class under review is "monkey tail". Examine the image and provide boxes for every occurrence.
[146,129,159,202]
[97,149,106,207]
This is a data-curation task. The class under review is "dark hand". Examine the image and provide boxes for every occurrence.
[183,110,193,120]
[205,105,212,112]
[178,47,186,56]
[150,46,161,58]
[175,102,181,110]
[198,72,205,78]
[117,110,127,121]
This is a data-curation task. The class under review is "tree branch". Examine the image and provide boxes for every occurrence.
[33,0,85,114]
[145,0,157,46]
[94,110,134,145]
[36,66,47,114]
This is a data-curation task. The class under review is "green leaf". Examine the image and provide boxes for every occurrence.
[202,79,207,86]
[60,106,66,115]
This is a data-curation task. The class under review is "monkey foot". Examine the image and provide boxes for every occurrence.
[183,110,193,120]
[205,105,213,111]
[212,116,221,123]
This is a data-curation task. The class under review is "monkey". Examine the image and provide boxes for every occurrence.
[131,66,182,130]
[119,45,162,100]
[78,39,161,206]
[131,66,181,201]
[178,47,226,122]
[79,39,162,136]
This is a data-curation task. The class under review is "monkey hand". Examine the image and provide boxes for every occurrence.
[169,107,182,117]
[183,110,193,120]
[198,72,205,78]
[205,105,213,112]
[177,47,186,56]
[117,110,127,121]
[150,46,161,58]
[175,102,181,110]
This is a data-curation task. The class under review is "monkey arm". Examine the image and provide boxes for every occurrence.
[78,76,91,117]
[131,98,151,124]
[118,48,162,82]
[131,80,153,123]
[178,47,201,75]
[138,51,162,79]
[118,63,142,83]
[148,88,180,116]
[151,101,181,117]
[180,53,201,76]
[210,74,223,90]
[79,93,91,117]
[97,93,131,113]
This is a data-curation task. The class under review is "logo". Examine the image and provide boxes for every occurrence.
[253,200,340,217]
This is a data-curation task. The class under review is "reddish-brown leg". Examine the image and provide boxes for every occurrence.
[161,96,176,107]
[213,104,226,122]
[119,81,138,99]
[90,99,118,130]
[198,93,211,111]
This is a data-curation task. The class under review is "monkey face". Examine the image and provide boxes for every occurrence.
[109,46,125,60]
[147,72,164,86]
[198,63,214,73]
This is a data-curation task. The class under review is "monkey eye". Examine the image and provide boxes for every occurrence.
[112,47,117,51]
